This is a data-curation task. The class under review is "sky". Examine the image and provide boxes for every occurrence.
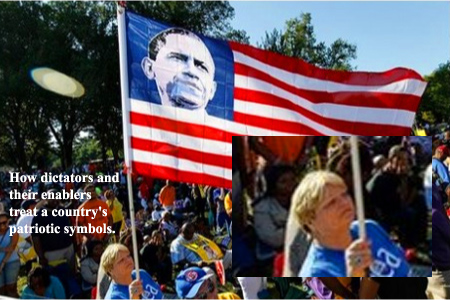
[230,1,450,76]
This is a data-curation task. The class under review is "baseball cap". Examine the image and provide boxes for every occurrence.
[175,267,214,299]
[437,145,450,156]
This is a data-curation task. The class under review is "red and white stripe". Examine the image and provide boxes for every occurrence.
[127,42,426,188]
[231,41,427,136]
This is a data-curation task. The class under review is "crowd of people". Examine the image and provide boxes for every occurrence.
[233,137,432,297]
[0,162,234,299]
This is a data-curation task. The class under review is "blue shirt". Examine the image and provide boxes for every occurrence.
[299,220,410,277]
[432,158,450,188]
[105,269,162,300]
[21,276,65,299]
[170,234,202,265]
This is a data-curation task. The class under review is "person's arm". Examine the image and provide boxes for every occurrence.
[81,259,98,285]
[248,137,278,164]
[253,202,284,249]
[359,278,380,299]
[319,278,357,299]
[32,234,48,266]
[50,276,66,299]
[0,231,18,270]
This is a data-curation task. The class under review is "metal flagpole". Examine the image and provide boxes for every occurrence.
[117,2,140,280]
[350,136,366,240]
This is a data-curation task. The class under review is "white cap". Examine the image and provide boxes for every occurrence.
[424,164,431,188]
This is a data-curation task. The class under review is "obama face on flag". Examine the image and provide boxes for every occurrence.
[141,28,217,110]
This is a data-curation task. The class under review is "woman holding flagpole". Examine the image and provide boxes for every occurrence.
[289,169,411,277]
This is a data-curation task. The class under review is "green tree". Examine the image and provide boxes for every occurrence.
[0,2,51,171]
[418,61,450,123]
[259,13,357,70]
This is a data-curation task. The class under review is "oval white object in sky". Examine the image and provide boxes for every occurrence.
[31,67,85,98]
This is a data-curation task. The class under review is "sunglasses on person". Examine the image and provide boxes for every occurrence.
[0,221,8,226]
[192,279,215,300]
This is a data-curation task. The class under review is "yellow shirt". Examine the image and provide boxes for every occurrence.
[219,293,241,299]
[107,197,123,223]
[225,193,232,215]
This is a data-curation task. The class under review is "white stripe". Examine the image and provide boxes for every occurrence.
[132,149,231,180]
[130,98,302,136]
[234,75,416,127]
[131,124,232,157]
[234,100,348,136]
[233,50,427,96]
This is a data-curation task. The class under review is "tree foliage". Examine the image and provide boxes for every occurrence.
[259,13,357,70]
[0,1,248,170]
[418,61,450,123]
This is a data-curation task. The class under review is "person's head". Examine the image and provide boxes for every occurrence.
[119,229,144,256]
[445,130,450,141]
[175,267,217,299]
[141,28,217,110]
[387,145,410,174]
[0,212,9,233]
[264,165,297,207]
[435,145,450,161]
[45,188,61,209]
[104,189,115,201]
[86,240,104,261]
[28,266,51,296]
[100,243,134,281]
[162,210,171,222]
[150,230,163,246]
[291,171,354,238]
[181,222,196,241]
[84,184,97,200]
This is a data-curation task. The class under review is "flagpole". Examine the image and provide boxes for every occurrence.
[117,3,140,281]
[350,136,366,240]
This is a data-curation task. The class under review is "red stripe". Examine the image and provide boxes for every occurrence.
[131,137,232,170]
[130,112,237,143]
[229,42,425,86]
[132,161,232,189]
[234,63,421,112]
[234,104,410,136]
[234,111,325,135]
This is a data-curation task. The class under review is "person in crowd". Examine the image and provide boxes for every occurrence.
[151,203,164,222]
[77,184,112,250]
[432,145,450,195]
[291,171,410,277]
[160,211,178,240]
[428,184,450,298]
[170,222,232,271]
[159,180,175,211]
[0,212,20,297]
[100,243,163,299]
[140,230,172,285]
[21,266,65,299]
[253,165,297,275]
[31,189,77,274]
[105,190,123,242]
[80,240,103,294]
[176,267,240,299]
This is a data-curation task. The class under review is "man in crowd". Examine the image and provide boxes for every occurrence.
[159,180,175,211]
[31,189,77,273]
[170,222,232,271]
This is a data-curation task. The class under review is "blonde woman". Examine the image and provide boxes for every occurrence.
[100,244,162,299]
[290,171,410,277]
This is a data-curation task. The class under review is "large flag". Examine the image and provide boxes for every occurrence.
[119,9,427,189]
